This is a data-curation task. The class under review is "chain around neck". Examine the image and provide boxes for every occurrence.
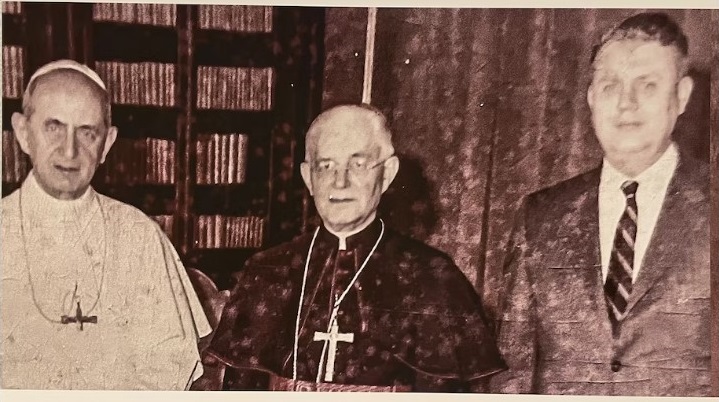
[292,219,385,382]
[17,185,108,325]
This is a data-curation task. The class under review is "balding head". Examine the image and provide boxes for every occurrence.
[300,104,399,233]
[304,104,395,162]
[11,62,117,200]
[23,68,112,128]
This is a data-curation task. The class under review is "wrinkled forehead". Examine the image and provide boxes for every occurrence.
[592,39,681,78]
[29,71,107,121]
[311,110,382,159]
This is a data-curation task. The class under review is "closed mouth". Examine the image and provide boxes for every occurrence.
[329,196,353,203]
[616,121,643,128]
[54,164,81,173]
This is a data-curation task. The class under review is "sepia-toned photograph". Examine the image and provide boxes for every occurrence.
[1,1,717,398]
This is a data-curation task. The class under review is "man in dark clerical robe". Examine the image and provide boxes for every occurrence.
[195,104,506,392]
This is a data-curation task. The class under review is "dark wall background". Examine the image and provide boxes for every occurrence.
[322,8,718,318]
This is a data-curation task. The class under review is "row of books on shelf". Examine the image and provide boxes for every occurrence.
[2,131,31,183]
[194,215,265,249]
[95,61,176,107]
[96,138,176,185]
[196,66,273,111]
[196,133,248,184]
[3,46,25,99]
[198,5,273,33]
[93,3,176,27]
[1,2,21,14]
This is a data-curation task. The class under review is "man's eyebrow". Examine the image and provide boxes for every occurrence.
[43,118,66,126]
[76,124,99,131]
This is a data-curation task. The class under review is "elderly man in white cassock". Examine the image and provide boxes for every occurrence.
[1,60,211,389]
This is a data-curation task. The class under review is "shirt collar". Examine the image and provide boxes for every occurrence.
[600,142,679,192]
[20,170,97,223]
[318,218,383,252]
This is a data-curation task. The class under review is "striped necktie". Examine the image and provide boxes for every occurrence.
[604,180,638,337]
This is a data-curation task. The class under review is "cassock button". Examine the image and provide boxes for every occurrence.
[611,360,621,372]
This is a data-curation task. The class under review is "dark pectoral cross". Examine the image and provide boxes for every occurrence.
[61,302,97,330]
[313,318,354,382]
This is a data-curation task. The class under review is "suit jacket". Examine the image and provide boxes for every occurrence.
[490,153,711,396]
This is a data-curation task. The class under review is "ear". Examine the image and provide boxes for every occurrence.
[676,75,694,115]
[380,155,399,193]
[11,112,31,156]
[586,83,595,111]
[300,161,314,196]
[99,126,118,164]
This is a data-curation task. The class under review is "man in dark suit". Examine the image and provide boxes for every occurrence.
[491,12,710,396]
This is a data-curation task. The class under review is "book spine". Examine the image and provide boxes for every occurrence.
[2,47,9,98]
[214,214,222,249]
[170,140,176,184]
[198,215,206,249]
[228,133,237,184]
[239,68,248,110]
[237,134,248,183]
[266,67,273,109]
[168,63,176,107]
[211,134,220,184]
[196,137,206,184]
[220,134,229,184]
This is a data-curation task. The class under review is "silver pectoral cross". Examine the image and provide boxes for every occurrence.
[313,319,354,382]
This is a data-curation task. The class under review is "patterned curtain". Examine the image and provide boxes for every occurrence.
[322,8,717,318]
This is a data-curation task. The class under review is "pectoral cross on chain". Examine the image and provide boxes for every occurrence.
[60,302,97,330]
[313,318,354,382]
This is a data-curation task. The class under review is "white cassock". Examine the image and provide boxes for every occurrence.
[1,172,211,389]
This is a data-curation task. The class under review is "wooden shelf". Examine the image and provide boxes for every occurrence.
[2,13,25,46]
[194,29,275,68]
[192,185,269,216]
[193,109,274,135]
[110,105,178,140]
[92,22,178,63]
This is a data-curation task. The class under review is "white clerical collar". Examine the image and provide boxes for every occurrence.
[600,142,679,191]
[325,218,375,251]
[21,170,97,224]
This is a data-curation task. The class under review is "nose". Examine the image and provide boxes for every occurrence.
[617,84,638,111]
[62,130,78,159]
[332,167,350,189]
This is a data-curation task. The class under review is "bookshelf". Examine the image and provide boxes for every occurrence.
[85,3,179,245]
[0,4,324,289]
[1,2,30,195]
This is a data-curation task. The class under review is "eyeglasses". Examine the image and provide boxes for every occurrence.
[309,155,393,177]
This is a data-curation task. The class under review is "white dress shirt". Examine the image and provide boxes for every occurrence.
[598,143,678,283]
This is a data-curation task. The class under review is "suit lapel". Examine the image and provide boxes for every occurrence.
[551,169,611,333]
[574,171,613,333]
[624,155,700,314]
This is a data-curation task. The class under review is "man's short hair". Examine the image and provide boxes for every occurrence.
[22,68,112,128]
[304,103,395,161]
[590,12,689,77]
